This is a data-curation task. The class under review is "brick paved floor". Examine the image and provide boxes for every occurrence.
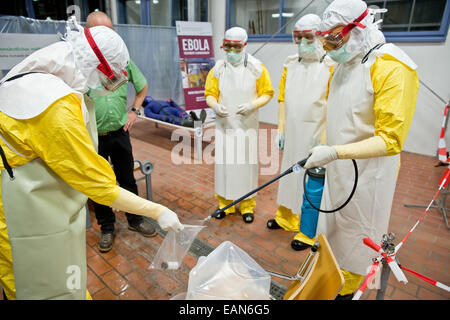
[84,119,449,300]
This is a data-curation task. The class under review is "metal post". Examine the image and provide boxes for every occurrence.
[376,259,391,300]
[145,172,152,201]
[135,160,154,201]
[194,120,203,162]
[404,184,449,229]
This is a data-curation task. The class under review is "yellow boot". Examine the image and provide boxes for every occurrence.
[214,193,236,219]
[336,269,364,299]
[239,197,256,223]
[267,205,300,231]
[291,231,315,251]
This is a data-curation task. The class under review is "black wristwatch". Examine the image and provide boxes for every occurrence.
[131,107,141,116]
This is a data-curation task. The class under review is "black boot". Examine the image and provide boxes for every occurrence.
[189,111,200,121]
[291,239,311,251]
[200,109,207,123]
[214,210,227,219]
[180,118,194,127]
[267,219,282,229]
[335,293,354,300]
[242,213,254,223]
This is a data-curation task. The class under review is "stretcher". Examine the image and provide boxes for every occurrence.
[138,115,215,161]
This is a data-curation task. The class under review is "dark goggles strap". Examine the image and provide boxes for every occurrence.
[1,71,43,85]
[0,145,14,180]
[361,43,385,64]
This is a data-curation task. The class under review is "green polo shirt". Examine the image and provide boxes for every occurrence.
[91,59,147,134]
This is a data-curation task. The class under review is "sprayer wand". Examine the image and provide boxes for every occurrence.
[204,157,309,221]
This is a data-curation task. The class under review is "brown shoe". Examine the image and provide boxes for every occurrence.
[128,220,157,237]
[98,232,114,253]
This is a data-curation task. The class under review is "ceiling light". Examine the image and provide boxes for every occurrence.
[272,12,294,18]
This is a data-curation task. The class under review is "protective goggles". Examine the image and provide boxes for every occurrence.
[316,8,369,51]
[292,30,315,45]
[84,28,128,91]
[221,40,245,53]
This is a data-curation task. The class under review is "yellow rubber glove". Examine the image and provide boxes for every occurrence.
[236,95,272,115]
[278,101,285,134]
[276,101,286,150]
[252,94,272,110]
[304,136,387,169]
[304,145,338,169]
[110,187,184,232]
[319,126,327,145]
[334,136,387,159]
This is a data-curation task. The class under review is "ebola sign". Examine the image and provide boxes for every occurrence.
[176,21,215,110]
[181,38,211,55]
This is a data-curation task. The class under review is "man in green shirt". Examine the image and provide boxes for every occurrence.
[87,11,156,253]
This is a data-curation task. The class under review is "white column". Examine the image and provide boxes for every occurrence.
[109,0,119,25]
[209,0,226,61]
[188,0,196,21]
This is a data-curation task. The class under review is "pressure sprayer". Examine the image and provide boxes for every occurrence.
[204,157,359,221]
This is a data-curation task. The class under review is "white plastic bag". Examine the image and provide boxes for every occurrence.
[186,241,271,300]
[149,222,204,271]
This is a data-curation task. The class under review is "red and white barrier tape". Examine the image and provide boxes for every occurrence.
[353,168,450,299]
[353,260,380,300]
[400,266,450,292]
[438,105,450,163]
[363,237,408,284]
[394,167,450,254]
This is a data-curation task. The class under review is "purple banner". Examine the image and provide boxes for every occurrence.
[176,22,215,111]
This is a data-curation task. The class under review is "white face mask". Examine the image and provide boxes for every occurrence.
[226,51,243,66]
[327,43,352,63]
[298,38,316,57]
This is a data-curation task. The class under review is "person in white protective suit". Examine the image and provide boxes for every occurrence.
[0,17,183,300]
[265,14,334,252]
[205,27,274,223]
[303,0,419,299]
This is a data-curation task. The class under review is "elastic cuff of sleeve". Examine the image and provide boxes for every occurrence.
[101,185,122,206]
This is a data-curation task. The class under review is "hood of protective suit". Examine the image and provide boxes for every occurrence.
[1,41,87,93]
[294,14,326,61]
[0,17,130,93]
[65,22,130,90]
[223,27,248,66]
[0,17,129,120]
[320,0,385,63]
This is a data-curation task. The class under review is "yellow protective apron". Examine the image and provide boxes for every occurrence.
[0,95,96,299]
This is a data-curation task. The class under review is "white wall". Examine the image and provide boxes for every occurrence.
[396,38,450,156]
[210,1,450,156]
